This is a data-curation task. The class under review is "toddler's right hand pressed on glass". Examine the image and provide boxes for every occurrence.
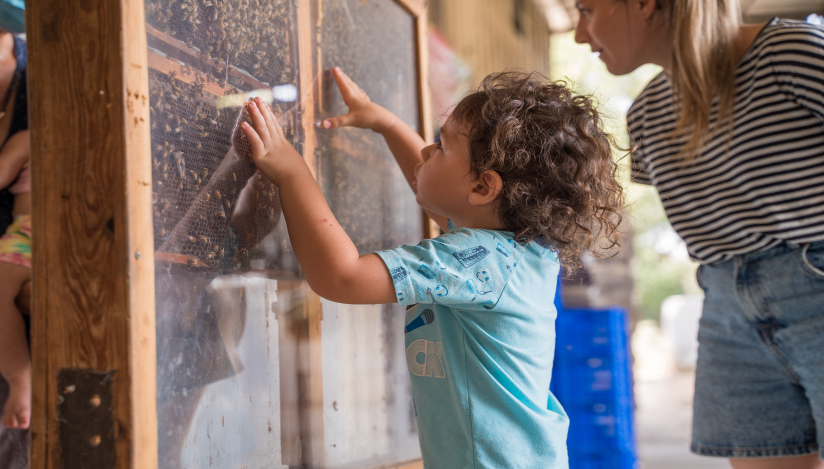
[322,67,396,133]
[240,97,306,185]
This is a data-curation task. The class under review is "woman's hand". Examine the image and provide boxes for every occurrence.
[240,97,308,186]
[321,67,397,133]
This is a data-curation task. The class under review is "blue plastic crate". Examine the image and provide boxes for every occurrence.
[551,305,637,469]
[568,449,637,469]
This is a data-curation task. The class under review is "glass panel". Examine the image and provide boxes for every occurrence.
[316,0,422,466]
[144,0,422,467]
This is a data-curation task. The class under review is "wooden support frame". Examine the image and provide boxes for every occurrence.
[27,0,431,467]
[28,0,157,467]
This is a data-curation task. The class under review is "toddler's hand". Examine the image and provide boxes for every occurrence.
[240,97,306,185]
[321,67,397,133]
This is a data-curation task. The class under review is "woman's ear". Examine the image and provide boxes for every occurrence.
[468,170,503,206]
[636,0,658,22]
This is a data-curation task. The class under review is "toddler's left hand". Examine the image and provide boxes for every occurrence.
[240,97,306,185]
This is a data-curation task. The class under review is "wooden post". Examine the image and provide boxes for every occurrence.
[27,0,157,467]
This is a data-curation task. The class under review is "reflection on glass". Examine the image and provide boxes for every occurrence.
[145,0,422,467]
[316,0,422,466]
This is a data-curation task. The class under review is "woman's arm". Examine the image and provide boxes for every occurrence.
[322,68,449,232]
[0,131,28,189]
[241,97,397,305]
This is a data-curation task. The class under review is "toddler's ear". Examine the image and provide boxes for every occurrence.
[468,170,503,206]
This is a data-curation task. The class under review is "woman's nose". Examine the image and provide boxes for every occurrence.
[574,21,588,44]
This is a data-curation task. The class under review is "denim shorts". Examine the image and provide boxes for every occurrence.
[692,240,824,459]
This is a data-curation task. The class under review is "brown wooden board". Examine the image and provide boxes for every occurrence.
[27,0,158,467]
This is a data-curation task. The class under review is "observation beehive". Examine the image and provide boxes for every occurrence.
[27,0,431,467]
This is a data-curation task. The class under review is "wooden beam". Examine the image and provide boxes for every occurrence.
[27,0,157,466]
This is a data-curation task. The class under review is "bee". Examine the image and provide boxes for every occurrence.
[223,199,232,211]
[218,210,226,219]
[207,118,218,126]
[214,190,222,199]
[218,247,225,259]
[161,162,169,172]
[233,172,236,182]
[197,212,205,220]
[201,168,209,178]
[164,124,172,133]
[204,193,211,202]
[187,235,196,243]
[167,70,176,80]
[187,258,197,267]
[157,227,166,237]
[199,132,209,138]
[174,126,183,133]
[206,252,216,260]
[198,235,209,244]
[195,142,202,150]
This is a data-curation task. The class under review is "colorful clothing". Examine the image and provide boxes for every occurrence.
[0,214,30,268]
[377,223,569,469]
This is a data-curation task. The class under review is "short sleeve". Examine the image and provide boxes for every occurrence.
[376,229,524,310]
[770,25,824,122]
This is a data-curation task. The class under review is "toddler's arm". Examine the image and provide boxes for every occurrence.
[0,131,28,189]
[322,68,448,231]
[240,98,397,305]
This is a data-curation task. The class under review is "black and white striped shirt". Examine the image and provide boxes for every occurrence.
[628,18,824,264]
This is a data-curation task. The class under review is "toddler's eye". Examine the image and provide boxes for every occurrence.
[434,137,443,150]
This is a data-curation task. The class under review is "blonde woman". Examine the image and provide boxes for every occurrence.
[575,1,824,468]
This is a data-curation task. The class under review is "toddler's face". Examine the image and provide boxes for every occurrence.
[414,117,475,220]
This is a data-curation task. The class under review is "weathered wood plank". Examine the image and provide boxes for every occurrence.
[27,0,157,466]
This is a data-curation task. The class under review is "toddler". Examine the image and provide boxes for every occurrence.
[240,69,623,468]
[0,129,32,431]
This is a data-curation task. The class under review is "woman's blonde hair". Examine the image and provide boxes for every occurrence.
[654,0,742,159]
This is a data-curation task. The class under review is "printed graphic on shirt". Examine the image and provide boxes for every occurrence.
[453,246,490,267]
[390,266,409,283]
[405,308,435,334]
[377,229,524,310]
[406,339,445,378]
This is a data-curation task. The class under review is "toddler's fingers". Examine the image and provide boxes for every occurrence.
[333,67,368,103]
[322,113,354,129]
[240,121,267,158]
[256,97,283,138]
[247,101,271,142]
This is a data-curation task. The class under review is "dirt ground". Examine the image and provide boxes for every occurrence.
[632,321,730,469]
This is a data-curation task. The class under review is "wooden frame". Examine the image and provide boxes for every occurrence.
[27,0,431,467]
[28,0,157,467]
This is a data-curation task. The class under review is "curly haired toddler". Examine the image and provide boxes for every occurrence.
[239,69,623,469]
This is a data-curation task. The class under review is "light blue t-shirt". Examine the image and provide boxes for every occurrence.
[377,224,569,469]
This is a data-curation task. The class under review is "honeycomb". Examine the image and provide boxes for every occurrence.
[146,0,297,270]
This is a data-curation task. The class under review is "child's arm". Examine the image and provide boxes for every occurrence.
[241,98,397,305]
[0,131,29,189]
[322,67,448,232]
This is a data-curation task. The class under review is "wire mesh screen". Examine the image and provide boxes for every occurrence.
[315,0,423,466]
[317,0,421,255]
[145,0,423,467]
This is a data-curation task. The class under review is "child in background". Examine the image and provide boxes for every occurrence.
[0,129,31,431]
[240,68,623,468]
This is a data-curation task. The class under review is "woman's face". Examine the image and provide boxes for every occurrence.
[574,0,665,75]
